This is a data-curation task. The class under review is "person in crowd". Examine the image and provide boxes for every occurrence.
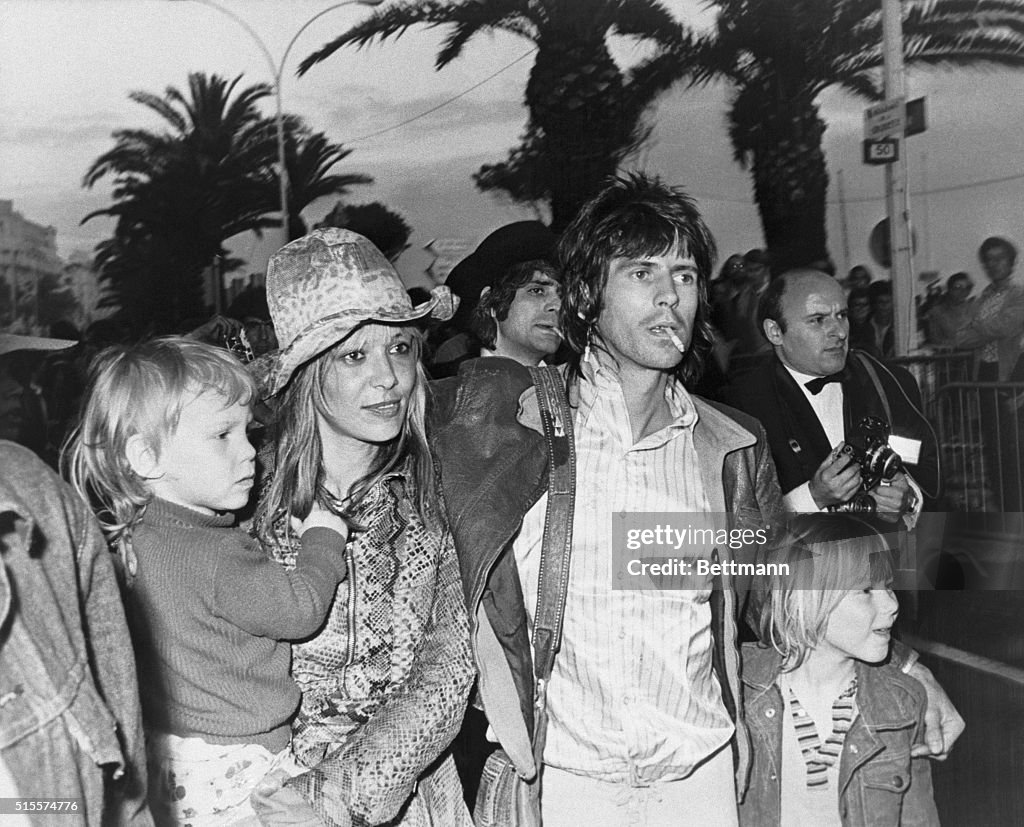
[227,286,280,358]
[724,269,939,518]
[711,252,747,331]
[710,271,736,329]
[846,286,879,358]
[0,440,152,825]
[433,221,561,375]
[956,236,1024,381]
[846,264,873,293]
[925,272,975,349]
[432,177,961,825]
[470,256,562,366]
[186,290,277,366]
[432,173,784,825]
[252,228,475,826]
[740,514,938,827]
[40,321,88,451]
[725,248,773,374]
[867,280,895,359]
[704,253,748,390]
[0,333,77,465]
[955,237,1024,509]
[64,337,350,825]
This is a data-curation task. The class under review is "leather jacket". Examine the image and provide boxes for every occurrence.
[739,644,938,827]
[429,358,784,796]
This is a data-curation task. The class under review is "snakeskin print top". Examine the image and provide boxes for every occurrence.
[260,465,474,827]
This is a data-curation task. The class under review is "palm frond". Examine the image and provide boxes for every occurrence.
[298,0,455,75]
[128,90,188,134]
[609,0,686,48]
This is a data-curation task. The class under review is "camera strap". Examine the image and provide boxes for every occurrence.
[851,351,893,426]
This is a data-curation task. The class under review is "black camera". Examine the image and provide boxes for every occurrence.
[829,416,904,514]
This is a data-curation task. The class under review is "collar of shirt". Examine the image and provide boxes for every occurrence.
[578,345,698,446]
[480,350,548,367]
[783,363,844,448]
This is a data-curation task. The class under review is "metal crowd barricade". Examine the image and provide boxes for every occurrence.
[934,380,1024,515]
[889,350,973,420]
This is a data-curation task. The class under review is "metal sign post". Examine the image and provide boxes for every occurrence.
[882,0,915,356]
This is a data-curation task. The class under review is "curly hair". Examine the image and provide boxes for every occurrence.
[471,258,560,350]
[557,172,717,388]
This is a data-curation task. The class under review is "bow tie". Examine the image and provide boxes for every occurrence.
[805,372,845,395]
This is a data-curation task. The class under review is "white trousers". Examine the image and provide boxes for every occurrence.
[540,743,739,827]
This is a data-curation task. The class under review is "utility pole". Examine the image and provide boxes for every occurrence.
[882,0,915,356]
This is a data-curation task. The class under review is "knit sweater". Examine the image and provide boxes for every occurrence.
[129,498,347,751]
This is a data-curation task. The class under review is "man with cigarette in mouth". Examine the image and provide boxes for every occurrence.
[432,176,963,824]
[441,221,563,370]
[472,255,563,367]
[431,173,785,824]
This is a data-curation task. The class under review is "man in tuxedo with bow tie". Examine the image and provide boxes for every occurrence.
[724,269,938,518]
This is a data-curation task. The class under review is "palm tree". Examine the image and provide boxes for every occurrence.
[282,122,374,239]
[298,0,686,230]
[84,73,278,326]
[84,73,372,326]
[675,0,1024,271]
[316,201,413,261]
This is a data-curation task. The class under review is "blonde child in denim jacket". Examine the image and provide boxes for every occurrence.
[740,514,939,827]
[65,337,349,825]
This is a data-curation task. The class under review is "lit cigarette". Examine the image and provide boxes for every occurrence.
[668,329,687,353]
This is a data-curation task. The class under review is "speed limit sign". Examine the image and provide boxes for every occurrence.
[863,139,899,165]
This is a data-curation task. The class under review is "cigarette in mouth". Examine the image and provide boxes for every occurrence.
[667,329,687,353]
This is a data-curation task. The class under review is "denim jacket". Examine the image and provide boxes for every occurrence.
[429,357,784,796]
[739,643,939,827]
[0,441,151,825]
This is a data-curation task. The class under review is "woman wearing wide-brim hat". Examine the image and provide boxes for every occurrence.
[251,228,474,827]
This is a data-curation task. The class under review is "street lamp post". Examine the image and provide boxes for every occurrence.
[174,0,382,246]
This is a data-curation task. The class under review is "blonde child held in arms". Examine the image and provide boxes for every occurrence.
[64,337,349,825]
[740,514,940,827]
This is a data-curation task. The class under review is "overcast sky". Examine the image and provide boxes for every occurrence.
[3,0,1024,292]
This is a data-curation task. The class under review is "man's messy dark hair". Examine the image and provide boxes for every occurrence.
[557,172,717,387]
[471,259,560,350]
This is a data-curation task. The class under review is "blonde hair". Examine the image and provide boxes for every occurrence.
[756,514,894,671]
[256,323,439,546]
[63,337,256,551]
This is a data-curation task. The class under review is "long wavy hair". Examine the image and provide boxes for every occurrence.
[63,337,256,551]
[558,172,718,389]
[255,323,439,547]
[757,514,894,672]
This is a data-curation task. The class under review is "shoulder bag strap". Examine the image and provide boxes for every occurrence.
[526,365,576,767]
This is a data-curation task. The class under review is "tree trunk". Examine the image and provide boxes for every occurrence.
[750,104,831,273]
[527,35,629,231]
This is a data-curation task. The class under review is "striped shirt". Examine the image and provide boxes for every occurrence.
[513,351,734,784]
[779,675,858,827]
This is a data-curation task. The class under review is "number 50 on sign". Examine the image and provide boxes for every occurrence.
[863,138,899,165]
